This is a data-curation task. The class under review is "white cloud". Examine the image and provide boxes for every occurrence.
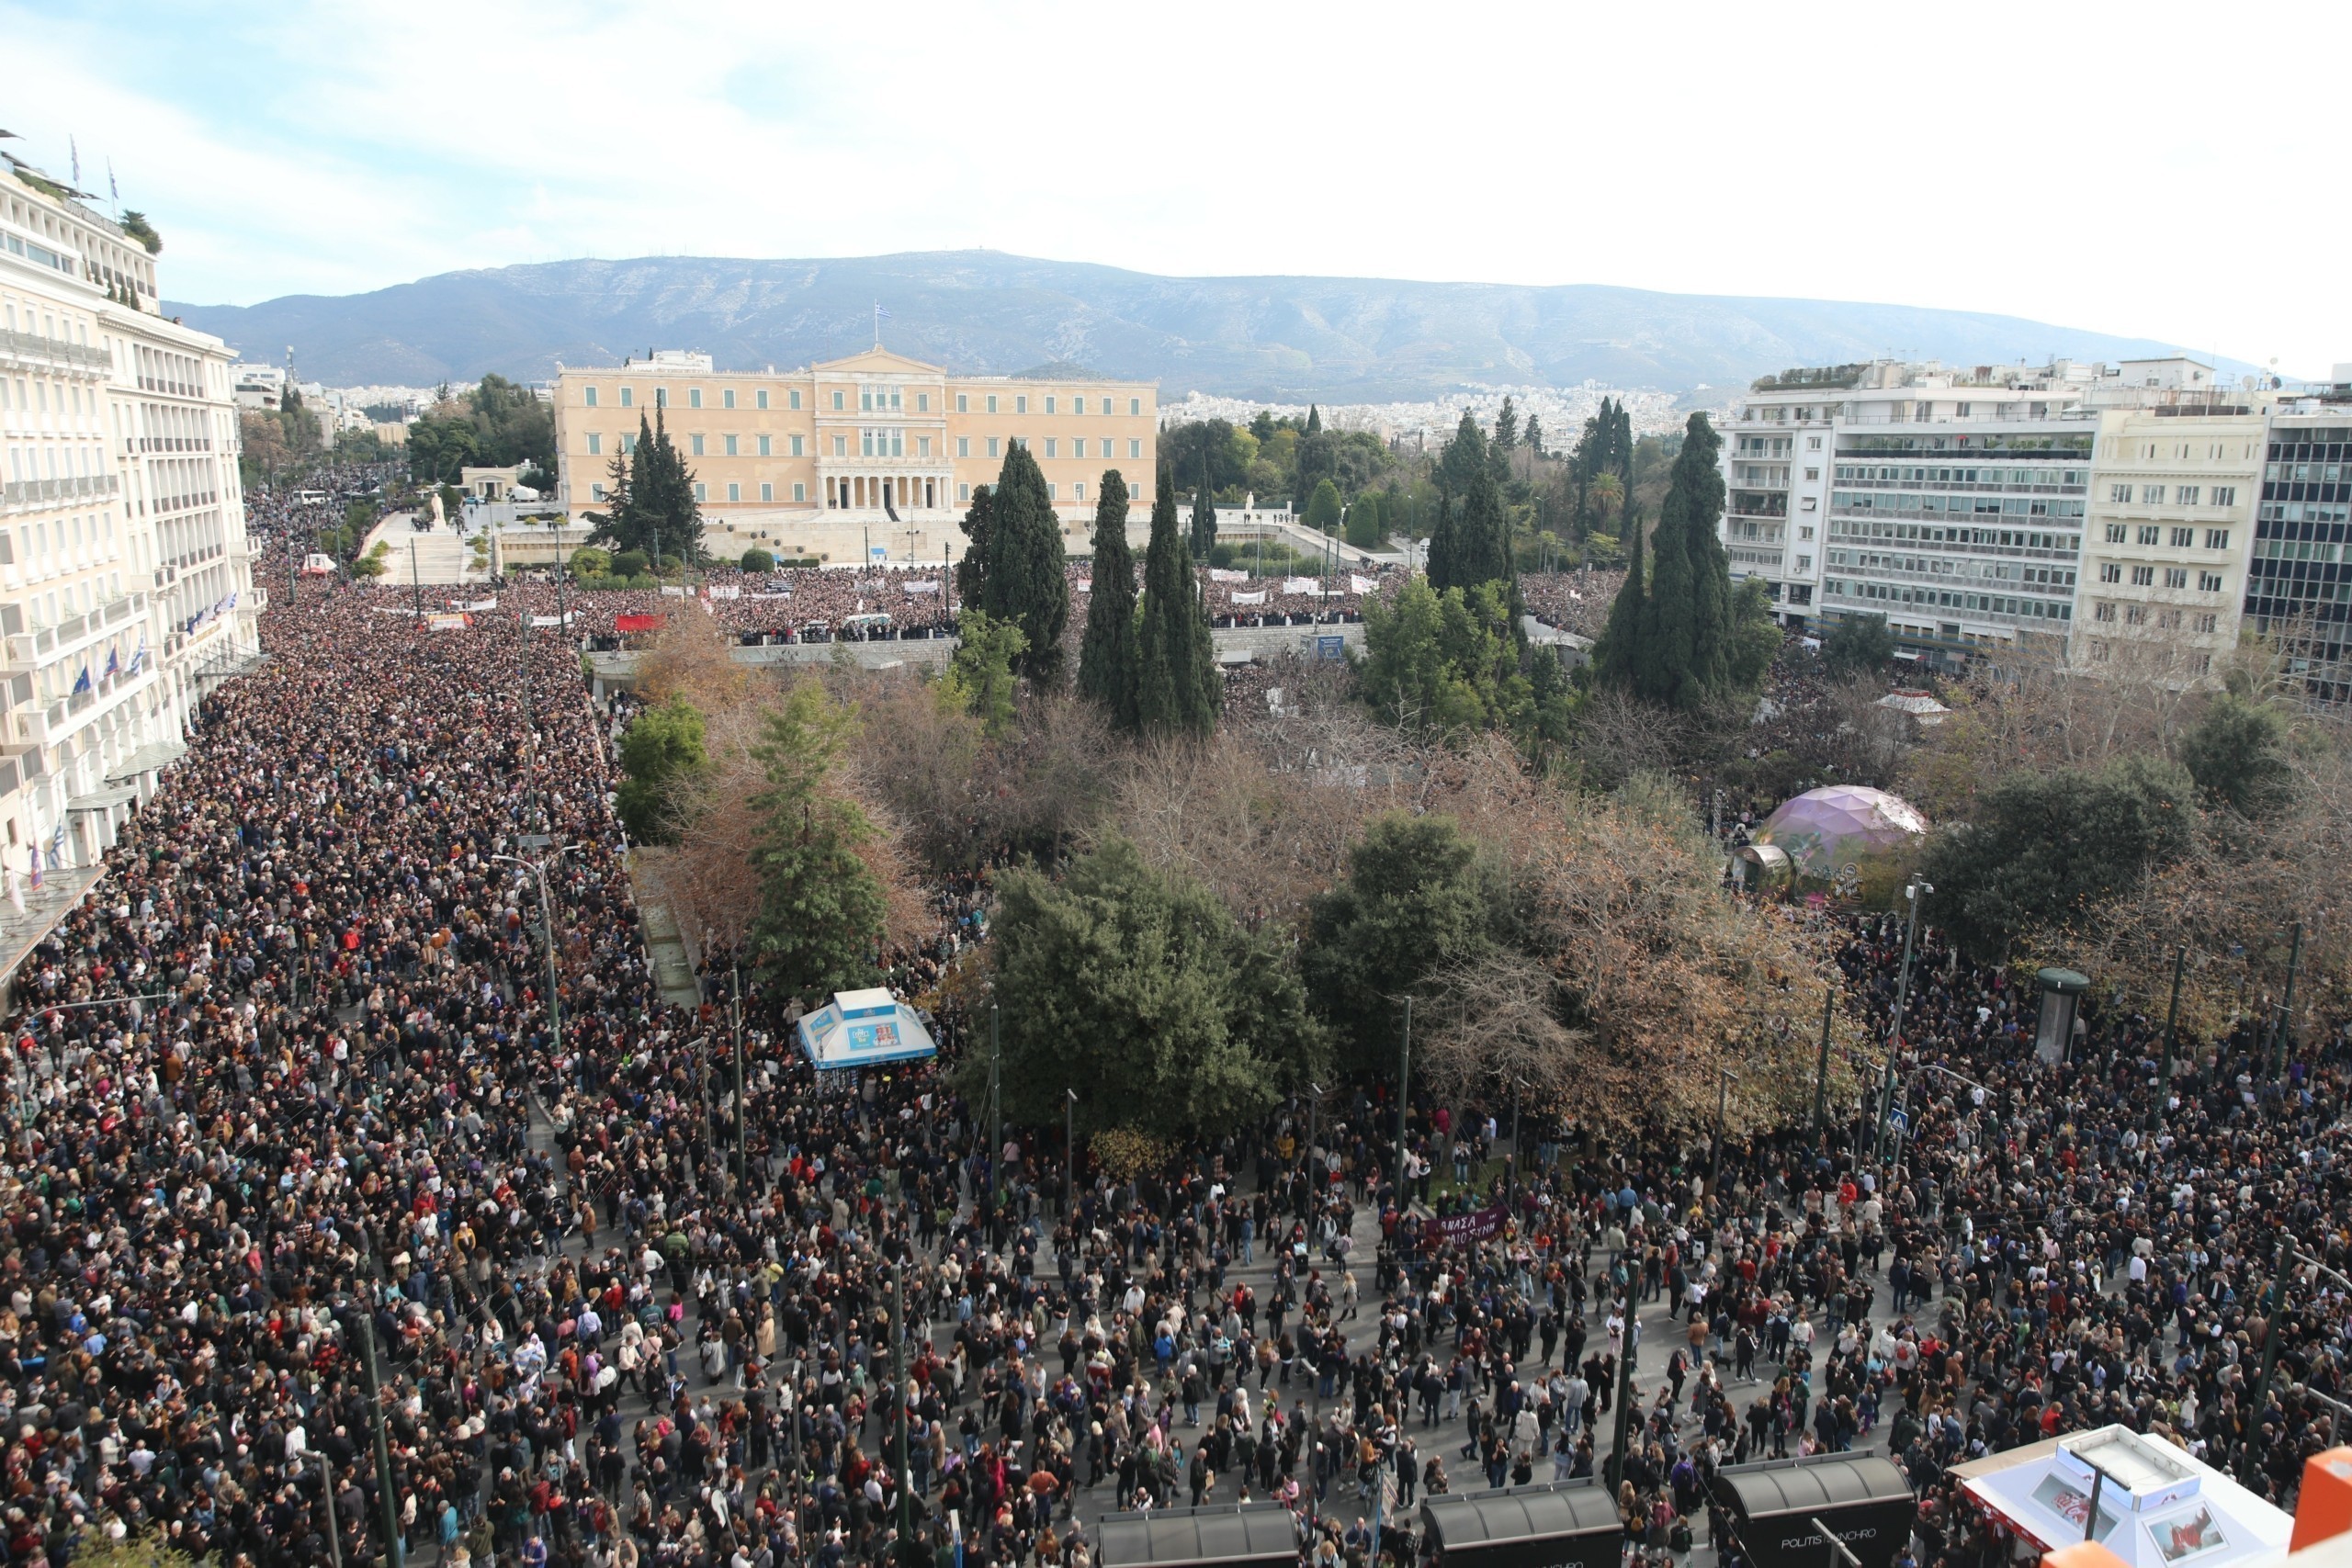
[6,0,2346,374]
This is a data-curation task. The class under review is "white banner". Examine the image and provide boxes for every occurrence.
[1282,576,1318,595]
[1230,590,1267,605]
[903,581,939,593]
[707,584,741,600]
[1207,569,1248,583]
[527,614,574,627]
[459,596,499,611]
[1350,574,1377,594]
[660,585,687,599]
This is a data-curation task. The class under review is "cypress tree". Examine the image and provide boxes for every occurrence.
[1191,460,1218,558]
[1594,508,1646,687]
[955,482,994,608]
[1642,470,1695,707]
[1455,454,1513,589]
[1078,470,1141,731]
[1306,403,1322,434]
[980,443,1069,684]
[1137,459,1218,736]
[1673,414,1735,705]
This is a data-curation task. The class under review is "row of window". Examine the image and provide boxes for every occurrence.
[2104,483,2239,507]
[586,476,1135,506]
[1833,491,2086,521]
[2094,562,2227,592]
[2262,502,2352,526]
[1823,581,2074,621]
[583,430,1145,462]
[1826,550,2074,591]
[2087,605,2222,633]
[1828,519,2081,554]
[580,383,1144,417]
[2100,524,2233,549]
[1838,464,2089,488]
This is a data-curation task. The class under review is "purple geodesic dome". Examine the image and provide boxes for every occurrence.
[1751,785,1928,882]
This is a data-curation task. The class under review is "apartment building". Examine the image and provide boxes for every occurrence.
[0,158,254,917]
[2243,398,2352,703]
[2075,406,2265,679]
[552,347,1159,558]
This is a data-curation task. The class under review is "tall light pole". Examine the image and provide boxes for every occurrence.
[1873,881,1931,1168]
[731,959,747,1188]
[2153,946,2185,1133]
[493,846,574,1066]
[1304,1082,1324,1221]
[1396,997,1412,1205]
[1713,1067,1738,1201]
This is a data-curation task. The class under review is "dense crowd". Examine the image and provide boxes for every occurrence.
[0,493,2337,1568]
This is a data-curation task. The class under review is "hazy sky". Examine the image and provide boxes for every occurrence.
[7,1,2346,377]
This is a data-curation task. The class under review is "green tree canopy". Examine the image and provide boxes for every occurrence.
[1136,459,1220,737]
[948,608,1027,740]
[1597,413,1738,711]
[1823,612,1895,677]
[615,695,708,843]
[1919,754,2197,963]
[1428,413,1513,592]
[1077,470,1142,731]
[1344,490,1383,549]
[977,444,1069,683]
[740,547,775,573]
[1305,478,1342,536]
[588,412,703,564]
[748,682,888,1001]
[2180,694,2294,817]
[955,482,994,608]
[1301,814,1523,1073]
[986,836,1325,1138]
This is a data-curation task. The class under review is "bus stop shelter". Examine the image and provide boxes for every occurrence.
[1097,1504,1299,1568]
[1709,1455,1918,1568]
[1420,1480,1623,1568]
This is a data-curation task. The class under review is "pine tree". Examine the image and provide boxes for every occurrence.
[1136,460,1218,736]
[955,483,994,608]
[1078,470,1141,731]
[1524,414,1544,459]
[1494,397,1518,451]
[1305,403,1322,434]
[979,443,1070,683]
[1191,459,1218,558]
[1457,454,1513,589]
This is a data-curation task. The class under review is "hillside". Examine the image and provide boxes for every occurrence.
[169,250,2245,400]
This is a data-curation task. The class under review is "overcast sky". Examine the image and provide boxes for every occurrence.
[6,2,2346,377]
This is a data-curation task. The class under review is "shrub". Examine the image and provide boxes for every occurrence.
[611,549,649,579]
[740,547,775,573]
[570,547,613,578]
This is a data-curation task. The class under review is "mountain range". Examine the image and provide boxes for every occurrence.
[167,250,2249,401]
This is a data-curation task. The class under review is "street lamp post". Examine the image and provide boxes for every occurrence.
[1713,1068,1739,1201]
[1063,1087,1078,1220]
[1304,1082,1324,1221]
[1873,880,1932,1168]
[1813,983,1837,1144]
[2153,946,2186,1132]
[1396,996,1412,1204]
[2273,921,2304,1079]
[493,846,574,1069]
[731,960,746,1188]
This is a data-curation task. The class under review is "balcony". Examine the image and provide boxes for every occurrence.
[1,474,119,514]
[0,327,110,376]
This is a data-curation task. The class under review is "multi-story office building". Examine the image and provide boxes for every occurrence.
[2075,405,2265,679]
[2244,393,2352,703]
[0,156,254,914]
[552,347,1158,558]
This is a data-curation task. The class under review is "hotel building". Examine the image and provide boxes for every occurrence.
[551,347,1158,561]
[0,152,256,924]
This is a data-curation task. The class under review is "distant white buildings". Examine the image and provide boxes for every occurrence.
[1159,383,1686,452]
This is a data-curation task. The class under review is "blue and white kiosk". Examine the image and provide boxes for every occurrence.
[795,987,940,1073]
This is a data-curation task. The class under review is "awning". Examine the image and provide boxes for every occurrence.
[1097,1504,1298,1568]
[1952,1427,2289,1568]
[104,741,187,783]
[1710,1455,1917,1568]
[0,863,106,994]
[66,784,140,814]
[1421,1480,1623,1568]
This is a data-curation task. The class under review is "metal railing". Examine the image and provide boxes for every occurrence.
[0,327,110,372]
[0,475,119,512]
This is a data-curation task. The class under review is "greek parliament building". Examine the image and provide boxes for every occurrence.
[551,347,1159,560]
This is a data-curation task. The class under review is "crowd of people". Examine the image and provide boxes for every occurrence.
[0,493,2337,1568]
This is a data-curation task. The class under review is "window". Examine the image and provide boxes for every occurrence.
[2105,523,2127,543]
[761,482,773,502]
[956,437,970,457]
[2130,564,2154,586]
[2140,483,2163,504]
[790,434,805,457]
[690,434,706,456]
[793,482,806,502]
[727,482,741,502]
[724,434,739,456]
[832,435,846,456]
[2205,528,2230,550]
[591,482,605,502]
[2199,570,2224,592]
[2136,525,2160,545]
[2167,526,2192,547]
[1044,438,1057,458]
[831,390,844,410]
[2094,602,2117,622]
[2196,613,2219,634]
[584,386,599,408]
[1047,481,1057,499]
[723,389,737,409]
[654,387,667,408]
[918,436,931,457]
[621,434,638,455]
[2175,485,2199,505]
[756,389,769,410]
[2211,485,2236,507]
[2157,609,2182,630]
[2165,568,2188,589]
[694,482,707,501]
[1075,481,1086,500]
[620,387,634,407]
[586,434,602,456]
[957,394,969,412]
[2124,604,2146,625]
[1045,396,1057,414]
[1804,467,1819,481]
[1015,395,1028,414]
[957,482,971,502]
[789,389,802,410]
[2099,562,2121,582]
[758,435,771,457]
[986,395,999,414]
[987,437,1001,457]
[1128,439,1142,458]
[1129,398,1140,416]
[2109,484,2132,503]
[688,389,702,409]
